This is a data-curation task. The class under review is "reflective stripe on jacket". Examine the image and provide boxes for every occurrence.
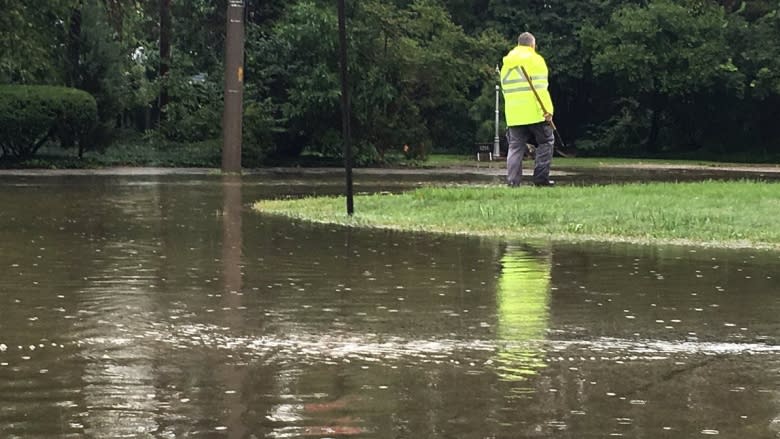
[500,45,554,126]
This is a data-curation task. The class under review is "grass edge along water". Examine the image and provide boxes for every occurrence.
[254,181,780,250]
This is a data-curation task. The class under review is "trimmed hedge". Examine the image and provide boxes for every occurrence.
[0,85,97,159]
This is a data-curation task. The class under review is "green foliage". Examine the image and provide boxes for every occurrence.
[0,85,97,159]
[2,0,779,166]
[577,98,650,154]
[171,0,225,74]
[246,1,341,158]
[581,0,748,152]
[158,70,223,142]
[74,0,127,150]
[469,63,506,145]
[248,0,500,163]
[1,137,224,169]
[585,0,737,97]
[0,0,77,83]
[740,7,780,98]
[243,99,283,166]
[98,138,222,167]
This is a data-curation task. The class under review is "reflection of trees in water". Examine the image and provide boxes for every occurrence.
[549,242,780,341]
[0,179,198,437]
[69,176,251,437]
[494,244,551,382]
[76,186,166,437]
[239,225,502,337]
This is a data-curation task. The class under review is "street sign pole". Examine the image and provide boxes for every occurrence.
[337,0,354,215]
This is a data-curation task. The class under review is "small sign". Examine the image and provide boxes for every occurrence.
[474,143,494,161]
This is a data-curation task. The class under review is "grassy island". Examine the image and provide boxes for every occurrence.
[254,181,780,249]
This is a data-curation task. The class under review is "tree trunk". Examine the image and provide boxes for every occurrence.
[159,0,172,124]
[644,94,664,154]
[102,0,124,40]
[644,108,661,154]
[67,1,83,88]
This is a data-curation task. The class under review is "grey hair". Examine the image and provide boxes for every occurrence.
[517,32,536,47]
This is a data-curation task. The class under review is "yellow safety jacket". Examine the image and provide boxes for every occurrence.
[500,45,554,126]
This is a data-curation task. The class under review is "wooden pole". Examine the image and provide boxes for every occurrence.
[222,0,245,173]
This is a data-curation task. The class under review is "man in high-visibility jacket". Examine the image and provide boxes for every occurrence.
[500,32,555,187]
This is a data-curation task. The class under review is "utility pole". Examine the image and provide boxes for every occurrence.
[493,64,501,159]
[222,0,245,173]
[337,0,354,215]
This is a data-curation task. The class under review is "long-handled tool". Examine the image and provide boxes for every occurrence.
[519,66,571,158]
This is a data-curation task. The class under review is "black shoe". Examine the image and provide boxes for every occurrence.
[534,180,555,187]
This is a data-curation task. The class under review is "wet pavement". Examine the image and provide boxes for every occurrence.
[0,171,778,438]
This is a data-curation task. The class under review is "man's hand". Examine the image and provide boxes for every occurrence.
[544,112,553,122]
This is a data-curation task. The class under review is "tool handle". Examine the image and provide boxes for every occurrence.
[519,66,550,116]
[519,66,568,151]
[520,66,563,143]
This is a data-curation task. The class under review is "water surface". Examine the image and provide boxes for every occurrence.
[0,173,778,438]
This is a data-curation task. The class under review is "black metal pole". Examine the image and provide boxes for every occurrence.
[337,0,354,215]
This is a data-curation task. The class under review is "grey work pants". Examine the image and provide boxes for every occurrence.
[506,122,554,186]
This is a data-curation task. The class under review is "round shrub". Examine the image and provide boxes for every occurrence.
[0,85,97,159]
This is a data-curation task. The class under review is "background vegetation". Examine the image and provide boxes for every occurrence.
[1,0,778,166]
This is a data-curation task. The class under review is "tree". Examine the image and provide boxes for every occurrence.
[0,0,78,83]
[735,3,780,153]
[74,0,127,150]
[246,0,499,161]
[350,0,498,157]
[582,0,743,153]
[159,0,172,121]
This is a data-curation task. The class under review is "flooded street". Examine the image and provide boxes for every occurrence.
[1,172,778,438]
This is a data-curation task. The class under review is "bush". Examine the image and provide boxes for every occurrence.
[243,100,282,167]
[0,85,97,159]
[158,72,222,143]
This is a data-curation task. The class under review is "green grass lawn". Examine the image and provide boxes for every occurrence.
[254,181,780,249]
[421,154,780,169]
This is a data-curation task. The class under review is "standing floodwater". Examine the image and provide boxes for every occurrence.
[0,173,778,438]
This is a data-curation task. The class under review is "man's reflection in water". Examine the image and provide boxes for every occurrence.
[494,243,552,382]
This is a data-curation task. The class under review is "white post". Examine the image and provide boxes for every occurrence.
[493,65,501,159]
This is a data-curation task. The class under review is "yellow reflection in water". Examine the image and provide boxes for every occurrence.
[494,244,551,382]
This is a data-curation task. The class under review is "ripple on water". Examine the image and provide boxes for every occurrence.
[63,323,780,369]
